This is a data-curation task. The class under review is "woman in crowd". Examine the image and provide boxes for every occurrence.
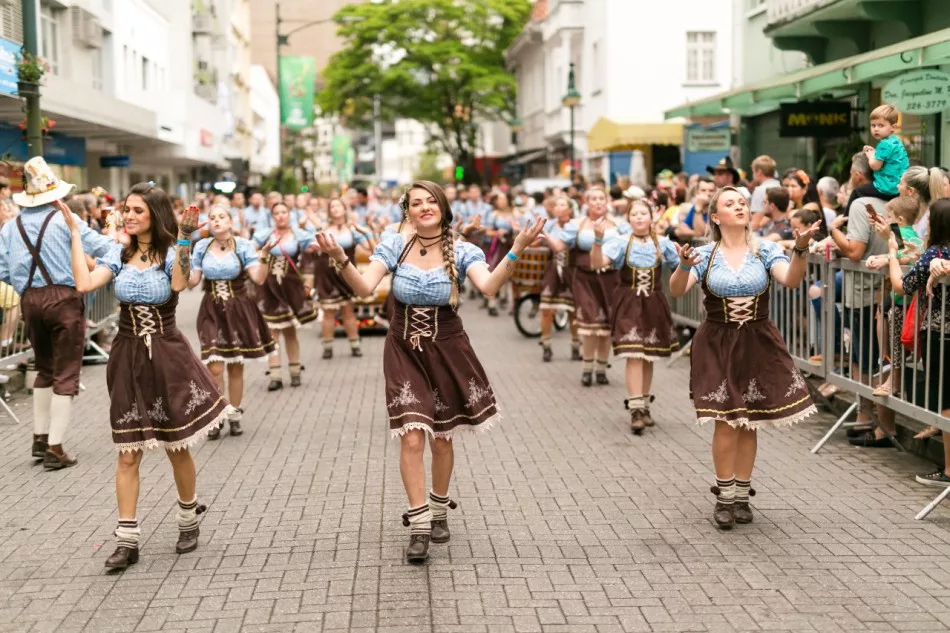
[189,204,274,439]
[538,196,580,362]
[64,185,229,570]
[593,199,679,434]
[484,191,520,316]
[879,198,950,485]
[670,186,819,530]
[312,198,376,359]
[783,168,828,236]
[899,166,947,239]
[547,186,630,386]
[315,180,544,565]
[253,202,318,391]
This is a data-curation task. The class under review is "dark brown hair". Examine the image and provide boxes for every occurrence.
[765,187,790,212]
[122,182,178,265]
[927,199,950,249]
[397,180,460,307]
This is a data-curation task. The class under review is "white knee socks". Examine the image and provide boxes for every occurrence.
[33,387,52,436]
[48,394,72,445]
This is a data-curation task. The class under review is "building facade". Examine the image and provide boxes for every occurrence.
[506,0,734,184]
[667,0,950,176]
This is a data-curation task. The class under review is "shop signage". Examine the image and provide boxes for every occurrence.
[0,124,86,167]
[686,127,731,153]
[279,56,317,130]
[99,155,131,168]
[882,69,950,115]
[0,37,18,97]
[779,101,851,138]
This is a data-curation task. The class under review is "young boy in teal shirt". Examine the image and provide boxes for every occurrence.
[846,104,910,210]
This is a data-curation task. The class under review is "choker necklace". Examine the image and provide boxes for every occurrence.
[215,238,230,252]
[417,233,443,256]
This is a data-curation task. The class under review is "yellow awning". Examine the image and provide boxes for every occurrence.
[587,117,684,152]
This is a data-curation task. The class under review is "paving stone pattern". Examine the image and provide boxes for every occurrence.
[1,292,950,633]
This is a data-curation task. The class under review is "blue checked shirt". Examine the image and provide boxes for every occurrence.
[0,204,115,295]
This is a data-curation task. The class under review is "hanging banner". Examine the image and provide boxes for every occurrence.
[279,56,317,130]
[882,69,950,115]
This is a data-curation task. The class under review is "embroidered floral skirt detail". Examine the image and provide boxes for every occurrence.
[313,250,355,311]
[197,288,275,364]
[689,319,815,429]
[539,258,574,313]
[572,268,618,337]
[383,303,500,439]
[259,266,318,329]
[610,287,678,360]
[108,307,229,453]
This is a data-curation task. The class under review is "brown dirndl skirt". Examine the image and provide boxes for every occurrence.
[572,268,619,336]
[197,276,275,364]
[258,256,318,329]
[383,301,500,439]
[108,296,230,452]
[610,287,678,360]
[689,319,816,429]
[539,257,574,312]
[313,248,355,310]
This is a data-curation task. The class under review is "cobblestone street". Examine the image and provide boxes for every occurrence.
[2,291,950,633]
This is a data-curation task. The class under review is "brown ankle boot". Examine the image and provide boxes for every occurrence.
[32,434,49,459]
[104,546,139,570]
[43,447,77,470]
[405,534,430,564]
[176,527,200,554]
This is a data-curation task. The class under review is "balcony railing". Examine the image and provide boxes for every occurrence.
[767,0,832,26]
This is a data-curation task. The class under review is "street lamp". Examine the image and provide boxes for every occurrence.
[276,4,361,189]
[510,117,523,184]
[562,62,581,182]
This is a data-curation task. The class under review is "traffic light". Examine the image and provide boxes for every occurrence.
[454,166,464,181]
[300,185,309,193]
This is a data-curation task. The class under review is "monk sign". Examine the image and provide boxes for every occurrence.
[883,70,950,115]
[779,102,851,137]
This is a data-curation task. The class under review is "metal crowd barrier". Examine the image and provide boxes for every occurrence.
[0,283,119,422]
[666,247,950,520]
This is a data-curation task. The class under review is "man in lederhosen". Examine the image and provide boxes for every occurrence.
[0,157,114,469]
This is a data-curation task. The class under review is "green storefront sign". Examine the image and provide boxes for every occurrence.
[882,69,950,115]
[279,56,317,129]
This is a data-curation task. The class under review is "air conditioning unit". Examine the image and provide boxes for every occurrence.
[70,7,102,49]
[192,13,213,35]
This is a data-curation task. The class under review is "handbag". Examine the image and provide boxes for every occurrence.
[900,292,920,352]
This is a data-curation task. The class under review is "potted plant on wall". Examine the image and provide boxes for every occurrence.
[18,116,56,139]
[15,51,50,98]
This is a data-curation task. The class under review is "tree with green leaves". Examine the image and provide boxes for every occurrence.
[317,0,532,183]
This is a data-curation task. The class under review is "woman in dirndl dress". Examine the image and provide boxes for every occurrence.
[189,204,274,439]
[312,198,376,359]
[253,202,318,391]
[593,198,679,434]
[670,186,819,530]
[64,184,230,570]
[484,191,521,316]
[315,180,544,565]
[539,195,580,362]
[547,186,631,386]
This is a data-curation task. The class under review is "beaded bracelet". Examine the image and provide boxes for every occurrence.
[176,239,190,247]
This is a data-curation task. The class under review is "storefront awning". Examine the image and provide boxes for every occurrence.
[587,117,684,152]
[665,27,950,119]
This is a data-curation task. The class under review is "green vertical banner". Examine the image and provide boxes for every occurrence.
[279,56,317,130]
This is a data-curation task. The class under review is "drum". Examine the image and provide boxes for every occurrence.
[511,247,551,290]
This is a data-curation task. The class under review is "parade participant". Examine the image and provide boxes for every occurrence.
[670,186,819,530]
[315,180,544,564]
[0,157,114,468]
[593,199,679,434]
[254,202,318,391]
[313,198,376,359]
[546,186,631,386]
[484,191,521,316]
[64,184,230,569]
[189,204,274,439]
[538,196,580,362]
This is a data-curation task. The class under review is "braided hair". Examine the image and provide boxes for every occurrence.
[394,180,460,308]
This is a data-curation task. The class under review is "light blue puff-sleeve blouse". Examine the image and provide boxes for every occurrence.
[602,235,679,270]
[193,237,260,280]
[252,227,315,257]
[97,244,177,305]
[555,218,631,252]
[689,241,790,296]
[370,232,488,306]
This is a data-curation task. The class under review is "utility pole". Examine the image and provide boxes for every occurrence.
[275,3,283,189]
[22,0,42,159]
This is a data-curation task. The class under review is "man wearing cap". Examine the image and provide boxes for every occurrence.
[0,157,115,469]
[706,156,740,188]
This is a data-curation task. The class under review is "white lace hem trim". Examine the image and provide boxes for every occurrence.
[389,412,502,441]
[114,405,234,454]
[613,351,670,362]
[204,354,244,365]
[538,302,575,313]
[696,405,816,431]
[576,327,611,337]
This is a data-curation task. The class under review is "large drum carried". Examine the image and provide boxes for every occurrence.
[510,247,551,291]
